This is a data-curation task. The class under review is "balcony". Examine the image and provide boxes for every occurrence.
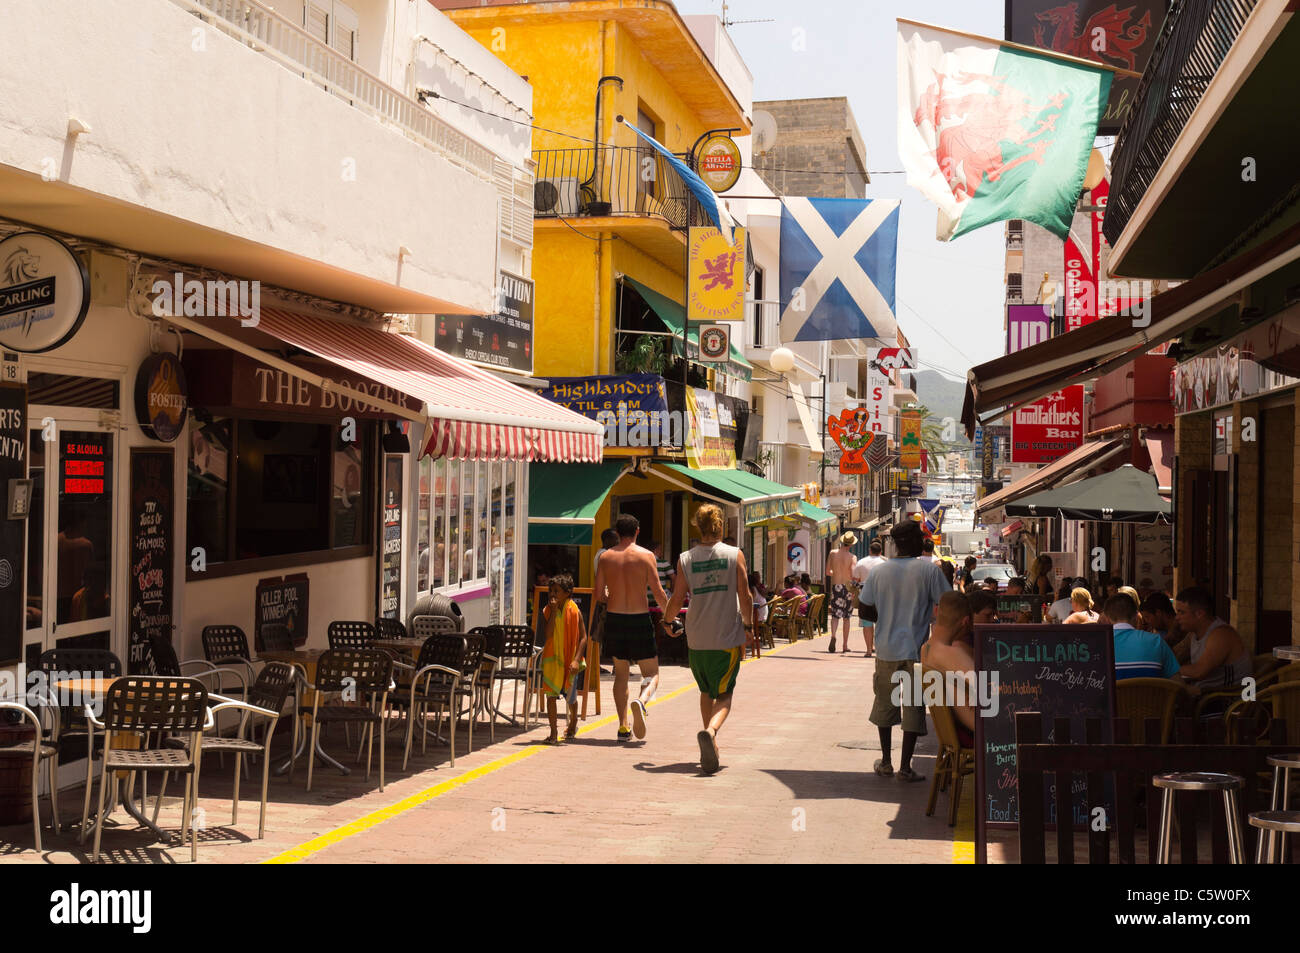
[743,299,828,379]
[532,146,706,227]
[1105,0,1300,277]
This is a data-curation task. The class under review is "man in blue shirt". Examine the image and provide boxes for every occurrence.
[1104,594,1180,680]
[858,521,952,782]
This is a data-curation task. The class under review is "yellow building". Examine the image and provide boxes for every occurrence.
[436,0,798,594]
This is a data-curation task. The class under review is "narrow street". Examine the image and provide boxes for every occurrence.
[1,634,967,865]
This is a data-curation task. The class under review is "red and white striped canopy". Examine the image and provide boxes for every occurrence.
[255,308,604,463]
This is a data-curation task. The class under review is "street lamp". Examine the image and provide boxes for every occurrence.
[770,347,795,373]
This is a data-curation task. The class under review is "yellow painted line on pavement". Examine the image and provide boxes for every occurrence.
[952,782,976,863]
[264,638,801,863]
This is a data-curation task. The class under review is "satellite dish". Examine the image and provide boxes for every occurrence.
[752,110,778,156]
[1083,148,1108,190]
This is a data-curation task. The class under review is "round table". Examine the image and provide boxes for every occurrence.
[255,649,349,776]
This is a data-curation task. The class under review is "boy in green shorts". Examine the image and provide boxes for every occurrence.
[664,503,753,774]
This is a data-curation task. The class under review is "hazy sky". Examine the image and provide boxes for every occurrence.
[673,0,1009,382]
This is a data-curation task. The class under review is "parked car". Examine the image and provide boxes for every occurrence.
[970,563,1016,588]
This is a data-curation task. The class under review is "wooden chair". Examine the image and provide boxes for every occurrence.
[1116,677,1186,745]
[924,691,976,826]
[798,593,826,640]
[769,597,801,642]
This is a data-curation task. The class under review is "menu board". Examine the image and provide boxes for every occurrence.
[0,383,26,665]
[256,574,310,648]
[128,449,175,674]
[380,456,403,619]
[973,624,1115,843]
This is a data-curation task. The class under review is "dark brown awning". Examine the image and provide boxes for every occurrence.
[975,438,1125,521]
[962,219,1300,437]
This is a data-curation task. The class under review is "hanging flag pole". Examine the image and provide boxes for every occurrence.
[896,17,1143,78]
[617,115,736,243]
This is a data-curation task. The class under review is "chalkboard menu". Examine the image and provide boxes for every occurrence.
[256,574,310,648]
[380,456,403,619]
[128,449,175,674]
[973,624,1115,854]
[0,383,26,665]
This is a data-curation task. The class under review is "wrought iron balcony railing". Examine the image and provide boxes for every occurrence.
[1104,0,1259,246]
[532,146,706,229]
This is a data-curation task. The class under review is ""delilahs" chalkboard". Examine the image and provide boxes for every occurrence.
[973,623,1115,858]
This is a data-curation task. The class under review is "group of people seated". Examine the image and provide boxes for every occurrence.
[920,583,1255,741]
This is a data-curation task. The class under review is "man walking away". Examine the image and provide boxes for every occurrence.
[858,520,950,783]
[664,504,753,775]
[826,532,859,653]
[853,540,887,657]
[593,515,673,742]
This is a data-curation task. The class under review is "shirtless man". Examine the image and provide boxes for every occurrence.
[826,532,859,654]
[593,513,674,742]
[919,592,976,739]
[1173,586,1252,691]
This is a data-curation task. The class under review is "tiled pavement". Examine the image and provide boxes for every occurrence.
[1,633,975,864]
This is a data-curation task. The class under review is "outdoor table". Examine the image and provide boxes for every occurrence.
[1273,645,1300,661]
[54,676,175,842]
[256,648,350,777]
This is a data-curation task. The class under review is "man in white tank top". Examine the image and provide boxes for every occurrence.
[663,503,753,775]
[1174,586,1252,691]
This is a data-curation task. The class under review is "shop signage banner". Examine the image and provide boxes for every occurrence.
[685,387,737,469]
[697,134,743,194]
[1011,385,1084,463]
[698,324,731,362]
[256,574,310,649]
[380,457,403,620]
[433,272,534,374]
[1063,230,1095,333]
[0,232,90,353]
[982,434,994,478]
[1173,309,1300,414]
[128,449,175,675]
[688,227,746,324]
[899,409,922,470]
[0,383,26,664]
[539,374,667,420]
[1006,304,1052,354]
[827,408,875,474]
[1005,0,1164,135]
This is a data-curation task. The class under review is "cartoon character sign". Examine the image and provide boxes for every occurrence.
[827,407,876,474]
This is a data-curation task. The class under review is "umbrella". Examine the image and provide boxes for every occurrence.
[1004,464,1170,523]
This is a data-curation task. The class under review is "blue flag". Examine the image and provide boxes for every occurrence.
[621,119,735,240]
[779,197,899,343]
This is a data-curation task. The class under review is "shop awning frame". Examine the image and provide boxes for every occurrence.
[1004,464,1172,523]
[974,438,1126,520]
[656,463,802,524]
[528,461,632,546]
[962,219,1300,436]
[165,306,605,463]
[621,277,754,381]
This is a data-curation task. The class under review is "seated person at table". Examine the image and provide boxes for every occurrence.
[1139,592,1184,657]
[1105,594,1180,681]
[1004,577,1026,595]
[967,588,998,630]
[981,577,999,593]
[920,591,977,744]
[780,575,809,615]
[1064,587,1099,624]
[539,573,588,743]
[1046,579,1077,623]
[1174,587,1252,691]
[749,572,769,624]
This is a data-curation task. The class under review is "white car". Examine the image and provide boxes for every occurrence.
[970,564,1016,588]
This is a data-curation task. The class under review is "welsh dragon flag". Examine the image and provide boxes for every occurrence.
[897,22,1111,241]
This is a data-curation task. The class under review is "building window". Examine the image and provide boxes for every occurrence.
[1007,272,1023,302]
[186,416,375,576]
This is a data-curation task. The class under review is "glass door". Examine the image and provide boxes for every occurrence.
[24,420,116,661]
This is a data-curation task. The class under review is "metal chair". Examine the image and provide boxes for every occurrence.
[162,661,296,839]
[257,623,296,653]
[201,625,257,689]
[305,650,394,793]
[402,634,468,770]
[328,620,376,651]
[0,700,60,852]
[412,615,460,638]
[375,617,408,641]
[1249,811,1300,863]
[492,625,540,729]
[474,626,505,743]
[1153,772,1245,864]
[456,631,487,755]
[86,677,211,863]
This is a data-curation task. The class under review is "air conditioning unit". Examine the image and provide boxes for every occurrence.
[533,177,580,217]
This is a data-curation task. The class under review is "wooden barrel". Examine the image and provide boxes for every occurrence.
[0,721,36,826]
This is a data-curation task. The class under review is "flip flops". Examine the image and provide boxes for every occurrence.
[897,766,926,783]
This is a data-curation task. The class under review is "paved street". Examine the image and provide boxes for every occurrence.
[1,633,973,864]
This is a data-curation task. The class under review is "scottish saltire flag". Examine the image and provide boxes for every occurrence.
[897,21,1111,241]
[778,197,899,343]
[918,498,945,533]
[621,119,736,241]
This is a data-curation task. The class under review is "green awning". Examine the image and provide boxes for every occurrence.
[658,464,802,525]
[799,501,838,538]
[528,461,628,546]
[623,277,753,381]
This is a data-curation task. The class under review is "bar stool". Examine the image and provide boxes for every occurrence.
[1249,811,1300,863]
[1152,772,1245,864]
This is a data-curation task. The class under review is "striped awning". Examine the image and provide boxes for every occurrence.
[167,307,604,463]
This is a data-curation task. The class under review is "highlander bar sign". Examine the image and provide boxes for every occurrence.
[1011,385,1084,463]
[0,232,91,353]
